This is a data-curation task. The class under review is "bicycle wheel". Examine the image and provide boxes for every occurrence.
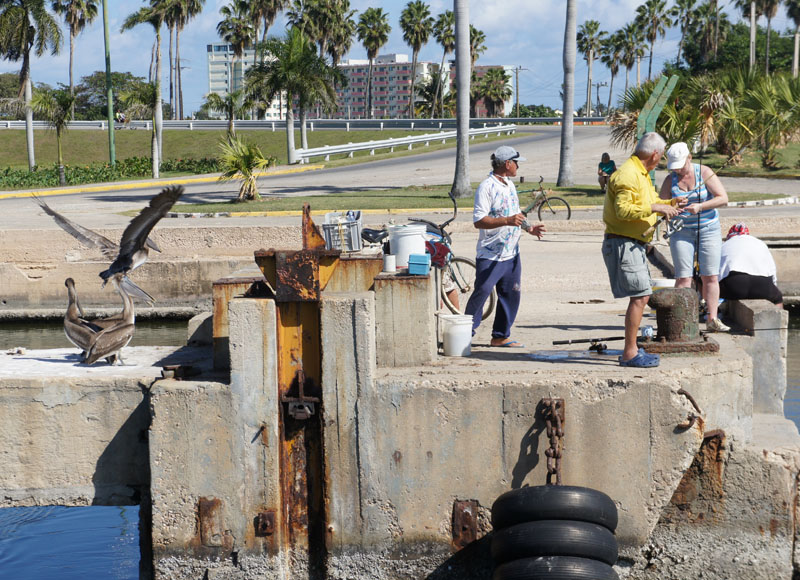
[441,256,496,321]
[537,196,571,221]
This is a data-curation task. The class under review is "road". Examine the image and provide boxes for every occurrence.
[0,124,798,232]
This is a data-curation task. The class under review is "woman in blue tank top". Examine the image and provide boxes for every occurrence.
[659,142,729,332]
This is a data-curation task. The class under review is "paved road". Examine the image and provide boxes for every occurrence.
[0,124,798,232]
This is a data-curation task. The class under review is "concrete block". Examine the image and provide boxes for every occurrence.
[212,274,264,370]
[374,273,436,367]
[187,312,212,346]
[320,292,376,549]
[728,299,789,415]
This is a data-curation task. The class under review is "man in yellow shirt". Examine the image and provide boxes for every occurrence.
[602,132,684,367]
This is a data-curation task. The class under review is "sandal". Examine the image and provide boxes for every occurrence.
[619,348,660,368]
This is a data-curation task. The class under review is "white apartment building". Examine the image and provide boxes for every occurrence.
[332,53,445,119]
[206,43,286,120]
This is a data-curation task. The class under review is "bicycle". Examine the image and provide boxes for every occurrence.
[519,176,572,221]
[360,191,497,321]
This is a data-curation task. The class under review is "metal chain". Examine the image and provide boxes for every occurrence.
[542,398,565,486]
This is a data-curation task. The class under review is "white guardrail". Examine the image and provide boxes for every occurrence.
[294,124,517,163]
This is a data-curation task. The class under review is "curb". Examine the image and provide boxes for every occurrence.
[726,195,798,208]
[0,164,326,200]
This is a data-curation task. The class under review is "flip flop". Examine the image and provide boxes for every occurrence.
[494,340,525,348]
[619,348,660,368]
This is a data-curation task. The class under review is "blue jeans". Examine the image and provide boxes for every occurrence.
[465,254,521,339]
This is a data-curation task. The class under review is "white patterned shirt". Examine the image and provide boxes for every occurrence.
[473,172,521,262]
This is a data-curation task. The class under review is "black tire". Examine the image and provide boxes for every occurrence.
[491,486,618,532]
[442,256,496,321]
[491,520,618,566]
[493,556,619,580]
[537,196,571,221]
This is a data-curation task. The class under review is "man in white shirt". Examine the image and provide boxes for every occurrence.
[719,223,783,307]
[464,145,546,347]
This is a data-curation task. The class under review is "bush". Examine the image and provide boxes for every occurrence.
[0,156,221,189]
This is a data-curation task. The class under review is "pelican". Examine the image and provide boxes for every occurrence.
[100,186,184,283]
[84,274,135,366]
[32,194,157,304]
[63,277,100,359]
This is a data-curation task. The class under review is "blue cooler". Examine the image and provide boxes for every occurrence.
[407,253,431,275]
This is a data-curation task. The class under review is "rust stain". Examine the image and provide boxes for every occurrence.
[392,450,402,466]
[452,500,479,550]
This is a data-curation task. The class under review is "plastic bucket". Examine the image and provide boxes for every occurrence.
[388,224,427,268]
[440,314,473,357]
[652,278,676,291]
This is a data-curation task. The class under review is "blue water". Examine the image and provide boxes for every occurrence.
[0,506,140,580]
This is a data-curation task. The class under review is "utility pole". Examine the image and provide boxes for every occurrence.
[513,66,528,118]
[101,0,115,166]
[594,81,607,116]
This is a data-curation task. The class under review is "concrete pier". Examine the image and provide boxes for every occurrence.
[0,222,798,579]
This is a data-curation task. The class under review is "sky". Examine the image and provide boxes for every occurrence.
[3,0,797,117]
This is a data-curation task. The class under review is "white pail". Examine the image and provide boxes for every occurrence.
[440,314,473,357]
[388,224,427,268]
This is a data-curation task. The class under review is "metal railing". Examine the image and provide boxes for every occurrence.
[294,124,517,163]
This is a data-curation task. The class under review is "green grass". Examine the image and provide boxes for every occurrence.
[671,142,800,178]
[172,182,784,214]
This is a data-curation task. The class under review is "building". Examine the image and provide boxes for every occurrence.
[206,43,285,120]
[332,54,443,119]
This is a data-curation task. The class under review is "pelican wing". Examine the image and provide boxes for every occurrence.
[100,186,184,280]
[33,194,119,260]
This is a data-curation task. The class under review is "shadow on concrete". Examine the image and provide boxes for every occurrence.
[511,415,545,488]
[424,535,494,580]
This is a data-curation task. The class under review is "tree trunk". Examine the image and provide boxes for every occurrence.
[648,40,654,80]
[409,49,418,119]
[557,0,576,187]
[367,58,374,119]
[607,72,615,112]
[69,30,76,119]
[636,55,641,86]
[452,0,471,198]
[586,50,592,116]
[287,100,298,164]
[154,29,163,178]
[765,18,772,75]
[624,68,630,102]
[24,72,35,171]
[793,25,799,78]
[300,107,308,150]
[150,120,159,179]
[432,50,447,118]
[749,2,756,71]
[176,26,183,120]
[677,30,685,66]
[168,24,174,120]
[57,127,65,186]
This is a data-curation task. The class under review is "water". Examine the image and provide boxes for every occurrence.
[782,307,800,428]
[0,319,188,350]
[0,506,140,579]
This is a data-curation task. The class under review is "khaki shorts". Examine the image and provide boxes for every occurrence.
[602,236,652,299]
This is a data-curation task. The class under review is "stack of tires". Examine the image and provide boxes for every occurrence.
[490,485,619,580]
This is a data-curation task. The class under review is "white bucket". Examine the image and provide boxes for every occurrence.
[388,224,427,268]
[652,278,676,291]
[440,314,473,357]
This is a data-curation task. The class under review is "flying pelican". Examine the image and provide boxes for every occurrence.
[100,186,184,283]
[84,274,135,366]
[32,194,157,304]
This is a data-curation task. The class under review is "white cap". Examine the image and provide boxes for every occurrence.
[666,142,690,170]
[492,145,527,163]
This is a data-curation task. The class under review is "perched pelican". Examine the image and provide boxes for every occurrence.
[84,274,135,366]
[63,278,100,358]
[32,194,157,304]
[100,186,184,283]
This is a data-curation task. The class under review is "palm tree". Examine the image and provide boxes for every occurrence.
[202,89,250,138]
[121,3,166,176]
[557,0,576,187]
[761,0,780,74]
[246,27,341,162]
[431,10,454,118]
[0,0,62,170]
[51,0,97,119]
[217,0,253,95]
[635,0,670,80]
[669,0,695,66]
[356,7,390,119]
[164,0,204,120]
[620,21,643,98]
[469,24,486,73]
[30,87,74,184]
[480,67,511,117]
[600,30,624,111]
[452,0,469,198]
[217,136,275,201]
[689,1,721,63]
[399,0,434,119]
[576,20,605,116]
[119,81,160,178]
[249,0,284,68]
[788,0,800,77]
[327,1,356,66]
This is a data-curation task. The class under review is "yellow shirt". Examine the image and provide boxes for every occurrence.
[603,155,659,242]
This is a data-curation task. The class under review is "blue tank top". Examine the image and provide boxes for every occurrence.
[670,163,718,228]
